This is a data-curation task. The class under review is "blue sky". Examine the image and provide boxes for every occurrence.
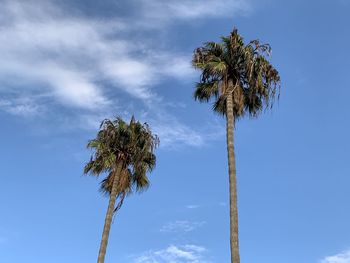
[0,0,349,262]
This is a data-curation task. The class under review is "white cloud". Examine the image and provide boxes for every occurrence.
[149,112,225,148]
[138,0,251,23]
[0,98,42,117]
[321,249,350,263]
[0,0,202,107]
[0,0,195,109]
[133,244,211,263]
[152,119,204,148]
[160,220,206,233]
[186,205,201,209]
[185,202,227,210]
[0,0,242,147]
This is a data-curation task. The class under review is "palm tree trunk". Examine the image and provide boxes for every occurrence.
[226,94,240,263]
[97,163,123,263]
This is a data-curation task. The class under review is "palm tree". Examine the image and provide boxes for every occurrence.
[84,116,159,263]
[192,28,280,263]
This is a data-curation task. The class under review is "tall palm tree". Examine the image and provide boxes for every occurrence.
[192,28,280,263]
[84,116,159,263]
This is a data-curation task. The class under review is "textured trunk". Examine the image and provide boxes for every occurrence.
[97,163,123,263]
[226,94,240,263]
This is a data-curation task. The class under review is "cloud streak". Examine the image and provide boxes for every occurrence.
[321,249,350,263]
[0,0,246,147]
[138,0,250,24]
[0,97,41,117]
[160,220,206,233]
[133,244,211,263]
[0,0,201,107]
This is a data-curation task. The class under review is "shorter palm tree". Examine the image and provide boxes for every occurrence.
[84,116,159,263]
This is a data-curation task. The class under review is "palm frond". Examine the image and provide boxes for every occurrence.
[194,81,220,102]
[192,27,280,119]
[84,116,159,201]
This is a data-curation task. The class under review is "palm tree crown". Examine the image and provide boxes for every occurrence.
[192,28,280,119]
[84,116,159,205]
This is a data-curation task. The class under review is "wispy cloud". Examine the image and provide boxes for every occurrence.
[151,118,204,147]
[0,0,204,106]
[138,0,250,24]
[0,0,188,108]
[0,97,42,117]
[133,244,211,263]
[186,205,201,209]
[321,249,350,263]
[185,202,227,210]
[160,220,206,233]
[0,0,245,147]
[150,115,225,148]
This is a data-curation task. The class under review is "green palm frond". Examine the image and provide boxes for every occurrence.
[84,116,159,198]
[192,27,280,119]
[194,81,220,102]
